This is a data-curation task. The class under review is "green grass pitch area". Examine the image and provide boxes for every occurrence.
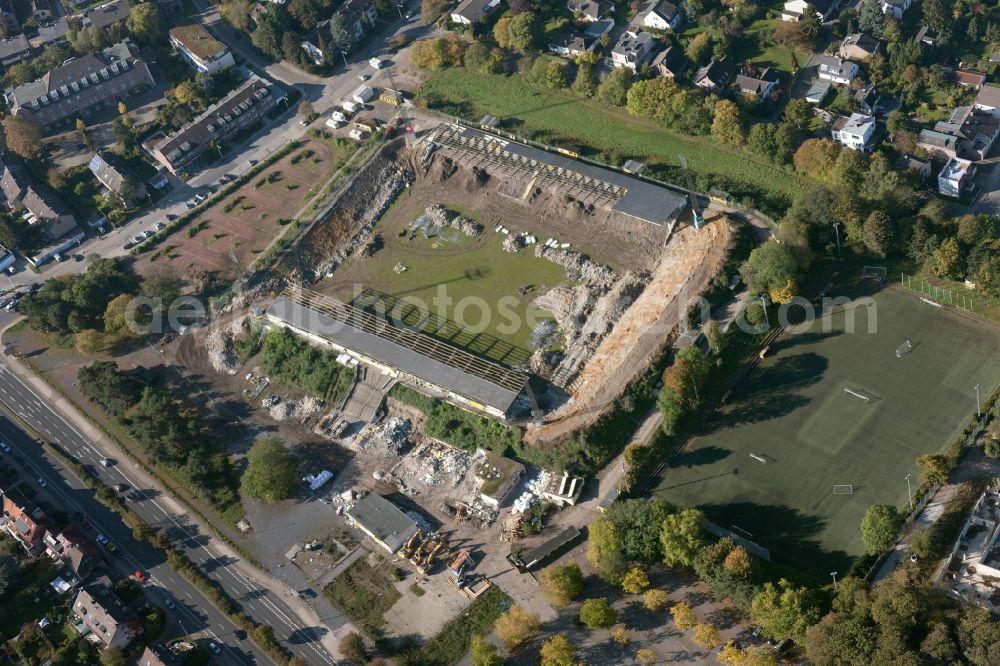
[652,285,1000,579]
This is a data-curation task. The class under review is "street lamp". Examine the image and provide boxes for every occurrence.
[341,50,349,67]
[975,383,982,417]
[760,294,770,328]
[833,222,842,258]
[905,473,913,512]
[830,571,838,591]
[396,2,403,18]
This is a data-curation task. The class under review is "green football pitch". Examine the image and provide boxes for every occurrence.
[652,285,1000,579]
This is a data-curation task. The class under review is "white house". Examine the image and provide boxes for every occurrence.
[881,0,912,18]
[168,23,234,73]
[816,55,858,86]
[938,157,975,197]
[450,0,499,24]
[642,0,684,30]
[832,113,876,151]
[782,0,835,21]
[974,86,1000,117]
[610,28,655,70]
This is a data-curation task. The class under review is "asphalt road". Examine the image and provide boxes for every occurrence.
[0,362,340,665]
[0,406,263,665]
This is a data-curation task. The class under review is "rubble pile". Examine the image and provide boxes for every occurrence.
[502,234,523,253]
[423,204,483,236]
[269,395,324,421]
[534,245,617,289]
[376,417,413,455]
[206,329,238,375]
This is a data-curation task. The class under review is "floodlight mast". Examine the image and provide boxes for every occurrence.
[678,154,702,229]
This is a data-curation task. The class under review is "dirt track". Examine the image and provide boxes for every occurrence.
[525,215,733,444]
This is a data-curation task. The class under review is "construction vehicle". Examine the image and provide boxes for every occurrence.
[401,529,423,559]
[449,550,471,577]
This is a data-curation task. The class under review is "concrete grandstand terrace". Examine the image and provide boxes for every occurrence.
[266,285,528,419]
[652,284,1000,579]
[131,139,347,280]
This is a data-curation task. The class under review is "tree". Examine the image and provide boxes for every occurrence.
[740,242,799,304]
[494,605,540,651]
[338,633,367,663]
[986,439,1000,459]
[693,623,722,649]
[660,508,706,567]
[626,77,679,123]
[543,60,567,89]
[605,498,674,563]
[621,566,650,594]
[636,648,658,665]
[597,67,632,106]
[495,12,537,50]
[0,554,16,596]
[750,579,820,642]
[861,504,902,554]
[140,269,183,306]
[540,634,575,666]
[686,31,712,64]
[579,597,619,629]
[712,100,745,145]
[539,561,584,606]
[99,647,127,666]
[670,601,698,630]
[909,527,933,559]
[240,438,300,503]
[720,643,779,665]
[126,3,164,44]
[704,319,723,355]
[862,210,894,258]
[644,588,670,612]
[723,546,753,581]
[112,117,138,157]
[793,138,840,180]
[572,61,598,97]
[588,515,628,583]
[917,453,949,485]
[611,624,630,646]
[799,5,821,46]
[5,115,41,158]
[470,635,502,666]
[747,123,777,159]
[858,0,884,35]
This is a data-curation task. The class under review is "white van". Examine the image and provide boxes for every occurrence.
[341,100,361,114]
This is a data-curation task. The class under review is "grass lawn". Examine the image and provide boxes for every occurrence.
[328,195,565,364]
[418,69,807,211]
[652,283,1000,579]
[323,557,402,630]
[397,586,511,666]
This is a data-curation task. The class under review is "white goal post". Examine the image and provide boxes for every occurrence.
[843,387,871,403]
[748,452,768,464]
[896,340,913,358]
[863,266,887,280]
[833,485,854,495]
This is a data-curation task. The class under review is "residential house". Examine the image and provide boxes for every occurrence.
[0,34,31,67]
[73,582,143,649]
[150,74,283,174]
[583,18,614,40]
[693,56,735,91]
[955,68,987,89]
[816,55,858,86]
[913,26,937,47]
[610,27,655,71]
[139,644,183,666]
[31,17,71,49]
[5,40,155,133]
[854,82,880,115]
[938,157,975,197]
[30,0,52,20]
[881,0,911,18]
[81,0,131,30]
[300,19,331,66]
[642,0,684,31]
[450,0,498,24]
[917,128,962,161]
[782,0,835,21]
[832,113,876,151]
[169,23,234,72]
[839,33,880,61]
[974,85,1000,117]
[651,45,689,79]
[0,157,84,265]
[548,32,594,59]
[935,105,1000,161]
[735,67,779,101]
[567,0,610,21]
[88,152,147,205]
[339,0,378,38]
[898,154,931,181]
[1,487,47,555]
[803,78,832,104]
[43,524,101,579]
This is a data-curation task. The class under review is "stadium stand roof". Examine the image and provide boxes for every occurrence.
[266,287,528,417]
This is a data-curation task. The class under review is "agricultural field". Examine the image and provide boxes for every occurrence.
[652,284,1000,579]
[133,137,356,281]
[417,69,807,206]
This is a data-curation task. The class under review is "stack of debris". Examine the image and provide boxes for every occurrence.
[206,328,238,374]
[375,417,412,455]
[534,245,617,289]
[270,395,324,421]
[423,204,483,236]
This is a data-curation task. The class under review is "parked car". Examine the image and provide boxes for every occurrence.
[132,235,143,243]
[95,534,109,545]
[134,570,146,582]
[166,214,177,221]
[99,458,113,467]
[164,596,176,610]
[358,74,369,81]
[37,477,46,487]
[107,542,121,557]
[0,441,9,453]
[234,629,247,640]
[114,483,129,492]
[208,642,222,655]
[154,222,165,230]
